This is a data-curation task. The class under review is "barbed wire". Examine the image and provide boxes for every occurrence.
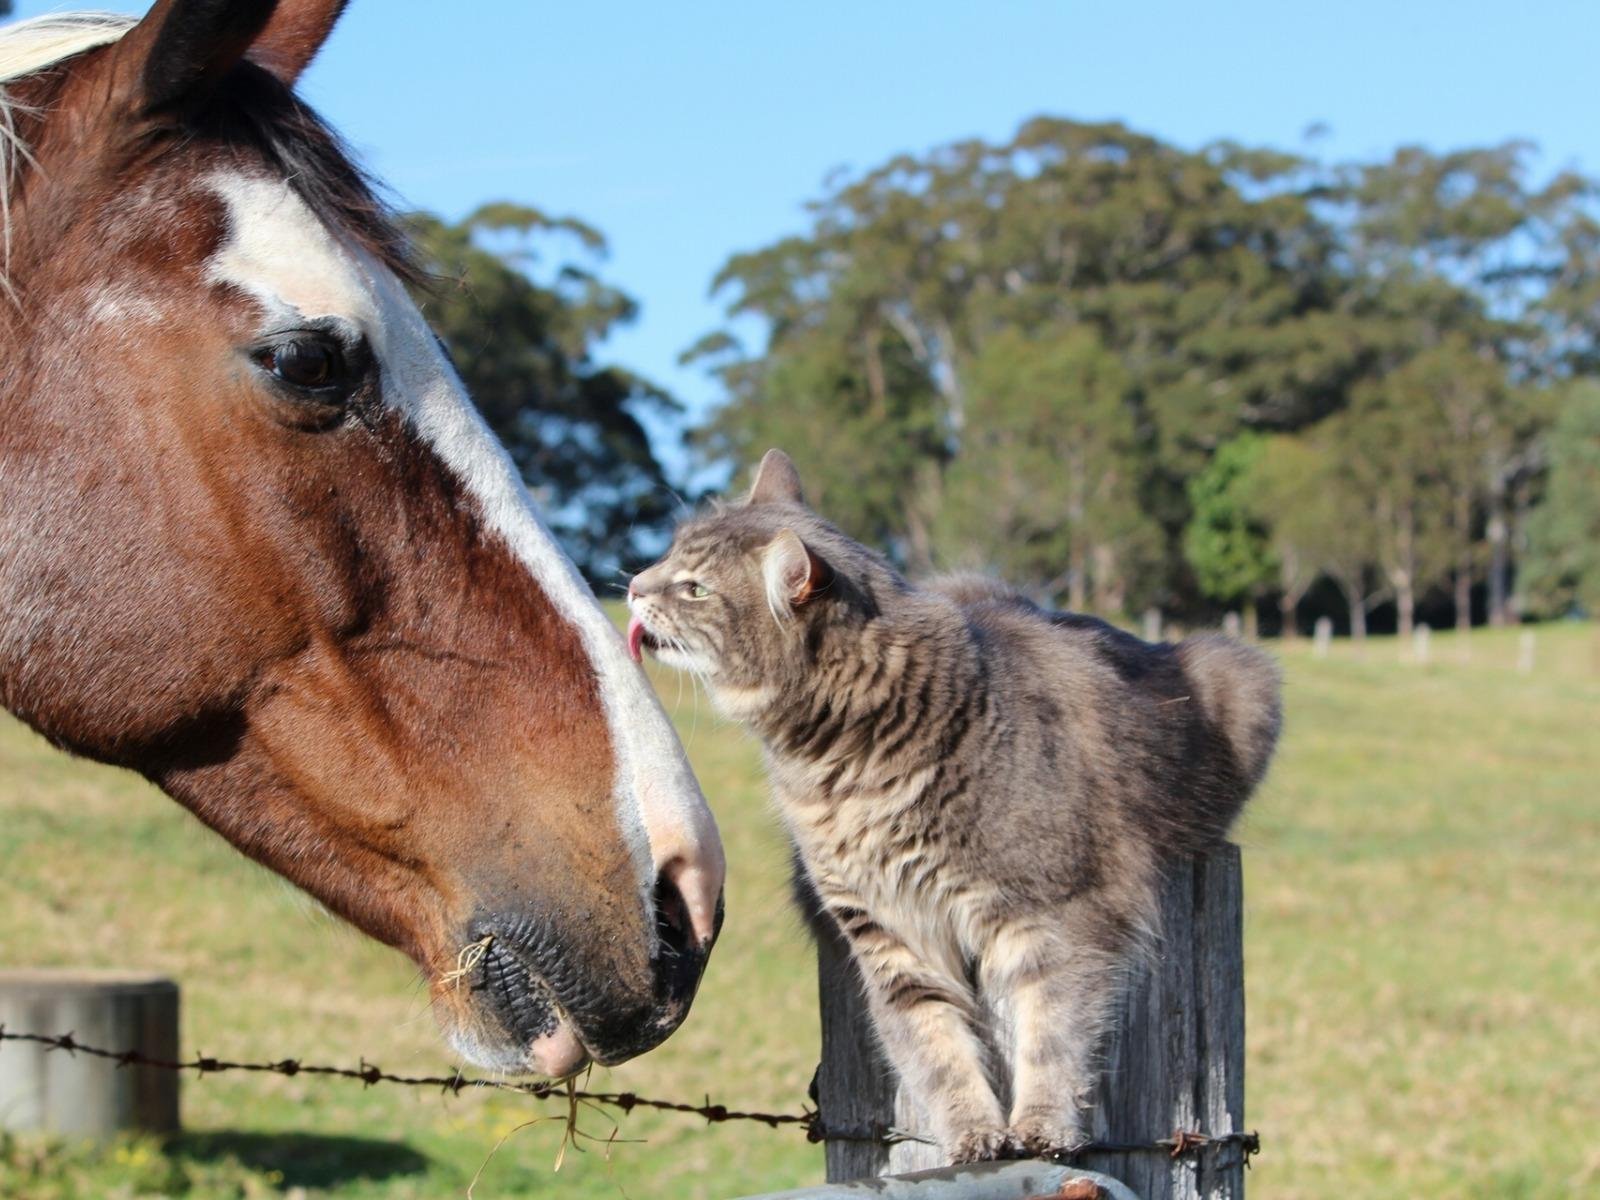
[0,1026,1258,1166]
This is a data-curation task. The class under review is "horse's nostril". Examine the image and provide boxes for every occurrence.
[649,870,714,1020]
[653,851,725,950]
[653,872,693,961]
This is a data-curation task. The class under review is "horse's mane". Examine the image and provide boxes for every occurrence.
[0,12,130,87]
[0,13,133,298]
[0,10,415,302]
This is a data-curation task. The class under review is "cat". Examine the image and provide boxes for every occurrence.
[625,449,1282,1163]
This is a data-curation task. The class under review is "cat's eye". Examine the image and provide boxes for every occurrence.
[682,582,711,599]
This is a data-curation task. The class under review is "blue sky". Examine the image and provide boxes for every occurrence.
[18,1,1599,452]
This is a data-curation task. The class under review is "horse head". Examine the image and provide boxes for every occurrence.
[0,0,723,1076]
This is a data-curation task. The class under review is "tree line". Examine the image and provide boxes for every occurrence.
[412,117,1600,634]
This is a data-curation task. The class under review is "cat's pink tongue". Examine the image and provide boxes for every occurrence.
[626,616,646,663]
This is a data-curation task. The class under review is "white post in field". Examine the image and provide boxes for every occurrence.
[1412,623,1431,665]
[1142,608,1163,643]
[1517,629,1536,675]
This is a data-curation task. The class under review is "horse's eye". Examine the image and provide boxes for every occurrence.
[255,336,350,395]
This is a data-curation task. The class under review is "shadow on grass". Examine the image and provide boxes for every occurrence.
[169,1130,431,1189]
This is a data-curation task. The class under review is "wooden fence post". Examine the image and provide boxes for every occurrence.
[816,845,1247,1198]
[0,970,180,1138]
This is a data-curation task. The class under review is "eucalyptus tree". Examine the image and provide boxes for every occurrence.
[938,325,1156,610]
[1335,143,1579,627]
[1524,383,1600,616]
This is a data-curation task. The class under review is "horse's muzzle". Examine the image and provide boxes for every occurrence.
[466,872,724,1072]
[579,872,725,1065]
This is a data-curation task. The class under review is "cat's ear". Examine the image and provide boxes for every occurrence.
[748,449,807,507]
[763,529,832,610]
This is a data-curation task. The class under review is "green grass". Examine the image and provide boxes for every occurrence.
[2,622,1597,1198]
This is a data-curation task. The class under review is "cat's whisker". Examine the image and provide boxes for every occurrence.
[684,656,706,746]
[663,633,715,729]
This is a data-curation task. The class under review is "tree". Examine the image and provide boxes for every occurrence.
[1308,452,1388,641]
[687,284,947,567]
[695,118,1359,604]
[1328,372,1458,640]
[1248,436,1344,639]
[938,326,1158,610]
[1395,338,1510,631]
[1187,431,1387,639]
[1335,145,1565,630]
[1185,434,1274,634]
[406,206,679,582]
[1535,175,1600,375]
[1523,384,1600,616]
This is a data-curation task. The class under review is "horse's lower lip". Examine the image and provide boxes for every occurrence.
[475,936,579,1072]
[527,1022,589,1078]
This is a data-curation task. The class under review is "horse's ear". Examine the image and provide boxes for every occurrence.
[108,0,280,116]
[747,449,807,507]
[248,0,350,84]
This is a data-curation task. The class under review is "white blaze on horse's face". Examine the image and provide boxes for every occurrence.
[206,171,725,967]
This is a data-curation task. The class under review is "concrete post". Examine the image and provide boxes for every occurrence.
[0,970,180,1137]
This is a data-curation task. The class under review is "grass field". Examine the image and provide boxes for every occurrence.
[2,621,1597,1198]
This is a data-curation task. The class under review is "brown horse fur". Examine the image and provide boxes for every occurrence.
[0,2,723,1076]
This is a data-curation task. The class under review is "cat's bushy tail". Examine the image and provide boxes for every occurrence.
[1176,634,1283,793]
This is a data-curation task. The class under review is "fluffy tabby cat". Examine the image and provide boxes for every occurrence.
[626,450,1281,1163]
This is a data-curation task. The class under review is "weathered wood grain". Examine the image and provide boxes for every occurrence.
[816,846,1246,1198]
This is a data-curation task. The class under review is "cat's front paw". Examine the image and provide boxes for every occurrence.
[946,1126,1022,1164]
[1008,1112,1087,1158]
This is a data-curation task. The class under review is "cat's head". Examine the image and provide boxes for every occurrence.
[626,450,884,701]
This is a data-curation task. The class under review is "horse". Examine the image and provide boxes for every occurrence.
[0,0,724,1080]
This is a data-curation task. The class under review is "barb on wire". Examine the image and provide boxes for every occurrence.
[0,1026,812,1130]
[0,1026,1258,1165]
